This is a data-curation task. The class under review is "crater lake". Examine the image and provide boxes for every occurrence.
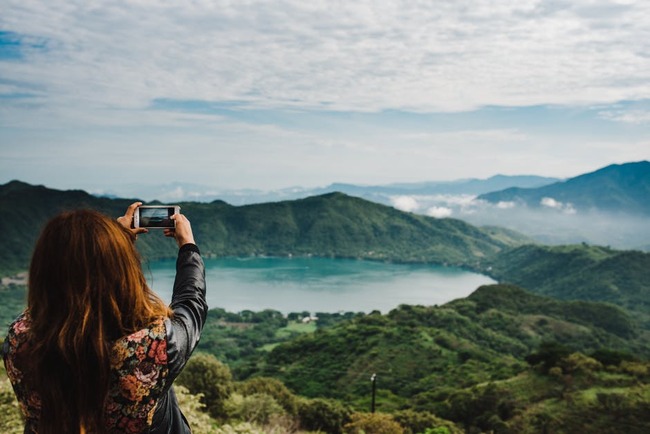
[144,256,495,314]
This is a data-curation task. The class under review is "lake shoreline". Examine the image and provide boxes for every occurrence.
[145,256,496,315]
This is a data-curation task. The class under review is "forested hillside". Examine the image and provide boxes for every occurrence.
[486,244,650,325]
[260,284,647,402]
[0,180,528,275]
[4,284,649,433]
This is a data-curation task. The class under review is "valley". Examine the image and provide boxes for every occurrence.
[2,162,650,433]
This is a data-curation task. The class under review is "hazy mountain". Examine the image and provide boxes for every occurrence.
[92,175,560,205]
[0,180,530,275]
[87,163,650,250]
[478,161,650,215]
[319,174,560,196]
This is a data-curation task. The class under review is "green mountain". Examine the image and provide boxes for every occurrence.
[187,191,530,264]
[260,284,648,404]
[3,180,649,326]
[0,180,528,275]
[485,244,650,325]
[0,181,142,274]
[478,161,650,215]
[245,284,650,433]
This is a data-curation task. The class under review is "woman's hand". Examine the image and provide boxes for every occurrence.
[117,202,149,237]
[165,213,196,248]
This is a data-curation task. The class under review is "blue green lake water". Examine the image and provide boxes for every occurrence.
[144,257,495,314]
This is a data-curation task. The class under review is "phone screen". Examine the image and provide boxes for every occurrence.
[138,207,175,228]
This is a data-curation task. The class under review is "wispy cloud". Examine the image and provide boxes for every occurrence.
[1,0,648,191]
[540,197,577,214]
[599,109,650,124]
[2,0,650,117]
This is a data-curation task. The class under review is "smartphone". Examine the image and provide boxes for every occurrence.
[134,205,180,229]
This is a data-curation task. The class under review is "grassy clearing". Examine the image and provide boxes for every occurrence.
[275,321,317,339]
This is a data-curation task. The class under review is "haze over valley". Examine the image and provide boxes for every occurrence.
[95,161,650,251]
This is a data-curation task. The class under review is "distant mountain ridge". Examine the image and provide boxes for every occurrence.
[90,174,560,205]
[478,161,650,215]
[2,174,649,322]
[0,180,529,275]
[307,174,560,199]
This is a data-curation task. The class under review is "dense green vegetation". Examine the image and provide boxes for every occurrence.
[259,285,648,404]
[0,284,27,337]
[195,308,363,377]
[0,180,530,276]
[486,244,650,326]
[3,284,650,432]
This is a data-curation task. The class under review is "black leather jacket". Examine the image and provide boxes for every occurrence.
[150,243,208,433]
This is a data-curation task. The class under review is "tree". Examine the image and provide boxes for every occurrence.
[175,385,219,434]
[343,412,405,434]
[297,397,352,434]
[177,353,233,420]
[225,393,285,425]
[525,342,572,372]
[392,409,462,434]
[236,376,298,415]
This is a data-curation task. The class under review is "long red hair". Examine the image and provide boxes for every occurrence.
[25,209,172,433]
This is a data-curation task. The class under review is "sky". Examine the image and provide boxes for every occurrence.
[1,0,649,195]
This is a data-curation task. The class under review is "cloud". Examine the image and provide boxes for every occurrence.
[497,201,516,209]
[426,206,453,218]
[541,197,562,209]
[599,109,650,124]
[540,197,577,214]
[2,0,650,192]
[391,195,420,212]
[2,0,650,118]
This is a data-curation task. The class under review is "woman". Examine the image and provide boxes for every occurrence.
[2,202,207,433]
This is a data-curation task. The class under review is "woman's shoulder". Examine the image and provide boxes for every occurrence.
[5,311,31,341]
[122,316,167,342]
[3,311,31,370]
[110,316,169,369]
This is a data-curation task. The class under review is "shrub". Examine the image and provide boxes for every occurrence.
[393,409,462,434]
[525,341,572,372]
[343,412,405,434]
[175,385,219,434]
[298,397,352,434]
[225,392,286,425]
[236,376,299,415]
[177,353,234,420]
[559,352,602,376]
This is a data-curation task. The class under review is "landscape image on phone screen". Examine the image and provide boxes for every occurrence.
[140,207,173,228]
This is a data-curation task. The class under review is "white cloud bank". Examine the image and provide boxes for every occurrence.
[1,0,650,116]
[391,196,420,213]
[426,207,454,218]
[540,197,577,214]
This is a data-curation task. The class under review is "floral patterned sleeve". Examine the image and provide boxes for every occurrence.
[105,317,170,432]
[3,312,41,432]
